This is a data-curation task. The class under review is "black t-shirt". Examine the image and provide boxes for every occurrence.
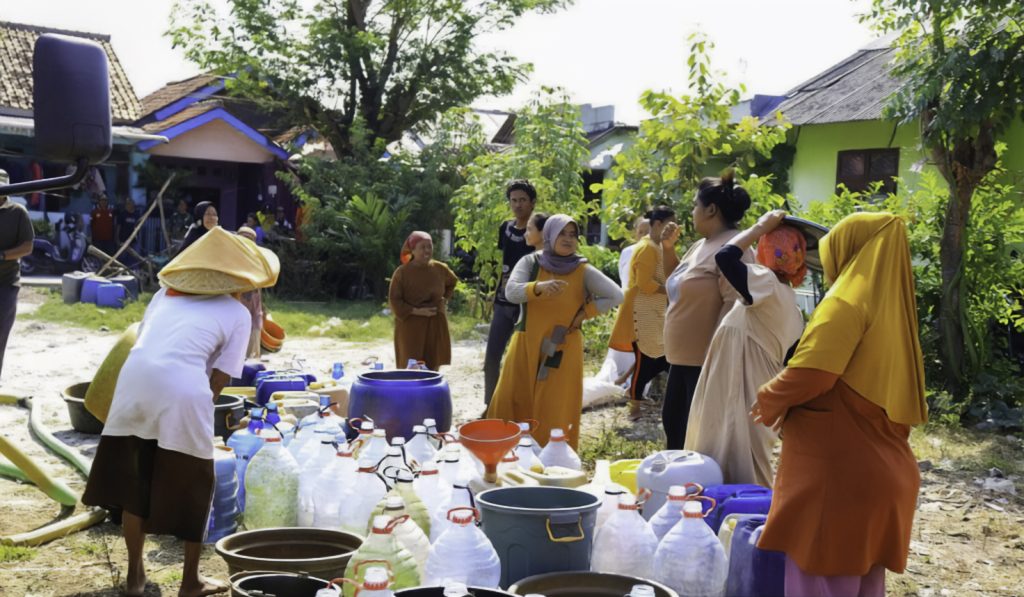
[495,220,531,305]
[117,209,139,243]
[0,200,34,287]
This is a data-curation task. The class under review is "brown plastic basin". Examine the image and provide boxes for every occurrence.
[215,527,362,581]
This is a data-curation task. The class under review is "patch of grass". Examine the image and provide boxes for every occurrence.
[0,545,36,563]
[579,425,661,470]
[265,296,482,342]
[27,291,483,343]
[26,289,150,332]
[910,422,1024,476]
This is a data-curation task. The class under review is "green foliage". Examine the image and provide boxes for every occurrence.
[30,218,53,239]
[578,244,619,282]
[864,0,1024,390]
[169,0,570,158]
[594,34,792,243]
[798,165,1024,424]
[282,108,488,298]
[451,89,592,294]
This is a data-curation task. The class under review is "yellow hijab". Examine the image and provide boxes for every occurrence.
[788,212,927,425]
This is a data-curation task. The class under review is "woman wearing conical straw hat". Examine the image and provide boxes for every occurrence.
[83,227,279,597]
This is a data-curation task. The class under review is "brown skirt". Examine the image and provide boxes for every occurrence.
[83,435,215,543]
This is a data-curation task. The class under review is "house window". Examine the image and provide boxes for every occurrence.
[836,148,899,195]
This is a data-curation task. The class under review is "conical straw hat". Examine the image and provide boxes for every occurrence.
[159,226,280,295]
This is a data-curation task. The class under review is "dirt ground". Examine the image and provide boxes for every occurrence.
[1,288,1022,596]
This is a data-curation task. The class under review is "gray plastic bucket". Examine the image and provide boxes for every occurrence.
[476,486,600,589]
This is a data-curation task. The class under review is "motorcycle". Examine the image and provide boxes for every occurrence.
[20,214,101,276]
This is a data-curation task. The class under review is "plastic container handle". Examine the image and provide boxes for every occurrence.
[684,482,704,495]
[224,410,245,431]
[635,487,653,506]
[546,514,585,543]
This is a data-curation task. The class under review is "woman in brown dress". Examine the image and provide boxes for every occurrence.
[751,212,927,596]
[389,231,458,370]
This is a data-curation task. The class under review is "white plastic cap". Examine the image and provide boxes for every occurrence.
[372,515,390,530]
[413,425,427,433]
[519,422,530,431]
[617,494,638,509]
[683,500,704,518]
[518,438,533,447]
[421,461,438,473]
[372,429,386,438]
[386,495,404,509]
[391,437,406,446]
[363,566,390,589]
[451,509,474,524]
[443,582,470,597]
[668,485,688,500]
[549,428,565,440]
[360,421,374,431]
[424,418,437,427]
[629,586,657,597]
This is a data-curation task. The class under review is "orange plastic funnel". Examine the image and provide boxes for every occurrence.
[459,419,522,483]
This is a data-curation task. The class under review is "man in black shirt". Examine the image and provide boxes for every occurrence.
[0,168,35,380]
[484,179,536,405]
[116,198,139,249]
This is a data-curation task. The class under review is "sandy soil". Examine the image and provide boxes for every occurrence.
[1,289,1022,596]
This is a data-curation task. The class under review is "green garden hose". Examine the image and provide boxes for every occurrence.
[0,435,77,506]
[2,508,108,547]
[25,396,92,477]
[0,460,31,483]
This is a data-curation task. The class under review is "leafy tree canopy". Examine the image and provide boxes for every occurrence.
[170,0,570,157]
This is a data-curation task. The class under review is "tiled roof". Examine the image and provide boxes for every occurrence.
[771,47,902,126]
[0,21,142,123]
[140,101,219,133]
[139,73,221,119]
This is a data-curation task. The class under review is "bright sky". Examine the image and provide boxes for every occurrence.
[3,0,877,124]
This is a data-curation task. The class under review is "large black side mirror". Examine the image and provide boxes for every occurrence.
[0,34,113,197]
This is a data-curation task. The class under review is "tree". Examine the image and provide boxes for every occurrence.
[451,89,592,296]
[865,0,1024,391]
[594,35,791,244]
[169,0,569,158]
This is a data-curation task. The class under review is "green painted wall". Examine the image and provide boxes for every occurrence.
[790,118,1024,207]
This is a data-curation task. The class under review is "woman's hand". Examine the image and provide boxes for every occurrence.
[755,210,788,234]
[567,307,587,335]
[534,279,568,297]
[411,306,438,317]
[660,221,681,247]
[750,400,784,433]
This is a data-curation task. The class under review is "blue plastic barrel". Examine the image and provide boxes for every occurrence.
[347,370,452,440]
[207,446,240,542]
[725,514,785,597]
[80,276,108,304]
[701,484,773,532]
[108,274,140,301]
[96,283,128,309]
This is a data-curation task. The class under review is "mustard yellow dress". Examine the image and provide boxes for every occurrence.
[486,254,623,448]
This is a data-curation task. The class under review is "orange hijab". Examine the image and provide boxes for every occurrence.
[788,212,927,425]
[400,231,432,265]
[756,225,807,287]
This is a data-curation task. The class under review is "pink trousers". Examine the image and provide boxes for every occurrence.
[785,557,886,597]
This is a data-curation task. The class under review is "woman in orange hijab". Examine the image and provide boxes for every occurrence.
[751,212,927,597]
[389,231,458,370]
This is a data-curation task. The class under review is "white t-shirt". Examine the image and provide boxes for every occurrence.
[618,243,638,290]
[103,288,251,459]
